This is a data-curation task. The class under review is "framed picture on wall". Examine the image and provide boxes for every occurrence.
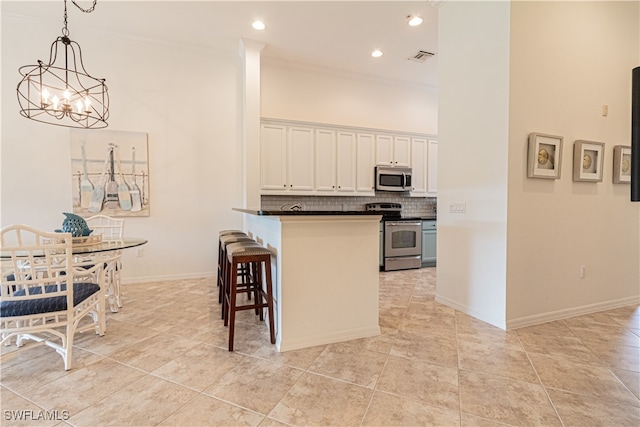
[613,145,631,184]
[573,140,605,182]
[527,133,563,179]
[70,129,150,217]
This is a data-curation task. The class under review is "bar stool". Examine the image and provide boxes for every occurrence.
[224,242,276,351]
[218,234,258,312]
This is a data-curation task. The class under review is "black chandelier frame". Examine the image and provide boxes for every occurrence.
[16,0,109,129]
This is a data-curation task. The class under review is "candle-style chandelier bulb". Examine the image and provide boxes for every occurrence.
[16,0,109,129]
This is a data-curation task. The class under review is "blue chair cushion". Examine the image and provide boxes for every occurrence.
[0,282,100,317]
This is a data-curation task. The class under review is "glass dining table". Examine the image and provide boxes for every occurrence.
[1,238,148,312]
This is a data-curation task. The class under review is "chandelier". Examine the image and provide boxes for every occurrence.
[17,0,109,129]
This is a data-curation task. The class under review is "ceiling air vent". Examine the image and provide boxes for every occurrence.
[408,50,435,63]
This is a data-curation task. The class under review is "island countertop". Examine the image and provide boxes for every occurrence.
[233,208,383,216]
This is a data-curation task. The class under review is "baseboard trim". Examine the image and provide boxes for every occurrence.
[506,295,640,330]
[122,272,215,285]
[435,293,640,330]
[277,325,381,352]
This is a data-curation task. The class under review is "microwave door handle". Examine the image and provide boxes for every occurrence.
[402,172,406,189]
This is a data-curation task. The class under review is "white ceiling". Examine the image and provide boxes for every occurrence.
[2,1,440,87]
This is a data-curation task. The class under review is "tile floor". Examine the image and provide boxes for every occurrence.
[1,268,639,426]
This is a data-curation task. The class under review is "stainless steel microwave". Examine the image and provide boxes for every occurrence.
[375,166,412,192]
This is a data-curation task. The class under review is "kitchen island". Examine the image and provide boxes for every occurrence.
[233,208,382,352]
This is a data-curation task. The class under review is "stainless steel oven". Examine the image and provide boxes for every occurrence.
[384,219,422,271]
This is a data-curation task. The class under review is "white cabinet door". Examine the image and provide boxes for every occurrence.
[356,133,376,194]
[261,124,287,190]
[375,134,411,167]
[375,134,393,165]
[315,129,336,192]
[427,139,438,195]
[336,131,356,192]
[288,127,314,191]
[393,136,411,167]
[411,137,428,195]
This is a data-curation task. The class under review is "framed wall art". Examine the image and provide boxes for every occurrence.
[612,145,631,184]
[70,129,150,217]
[573,140,605,182]
[527,133,563,179]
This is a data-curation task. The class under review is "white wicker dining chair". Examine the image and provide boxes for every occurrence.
[85,215,124,311]
[1,225,113,370]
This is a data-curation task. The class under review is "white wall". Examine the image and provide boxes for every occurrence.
[1,5,440,284]
[261,58,438,135]
[437,1,639,329]
[436,1,511,327]
[506,1,640,325]
[1,8,244,282]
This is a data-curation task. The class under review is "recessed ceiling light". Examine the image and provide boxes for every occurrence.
[371,49,383,58]
[408,15,423,26]
[252,20,266,30]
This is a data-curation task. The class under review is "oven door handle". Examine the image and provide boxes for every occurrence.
[385,221,422,227]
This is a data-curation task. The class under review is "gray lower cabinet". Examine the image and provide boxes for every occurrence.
[421,220,437,267]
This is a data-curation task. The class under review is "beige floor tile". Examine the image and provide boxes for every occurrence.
[528,353,640,407]
[582,338,640,372]
[612,368,640,400]
[307,342,388,388]
[390,330,458,367]
[0,347,104,394]
[562,319,640,348]
[459,370,562,426]
[376,355,459,410]
[68,375,197,426]
[257,417,290,426]
[151,343,246,391]
[158,393,265,426]
[457,338,538,384]
[24,358,146,415]
[72,319,160,357]
[268,372,372,426]
[517,331,601,365]
[514,319,578,337]
[250,343,326,370]
[547,387,640,427]
[203,357,304,415]
[337,326,398,355]
[1,386,59,427]
[108,333,201,372]
[3,271,638,427]
[460,412,514,426]
[361,390,460,426]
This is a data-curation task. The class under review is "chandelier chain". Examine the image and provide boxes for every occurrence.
[62,0,98,36]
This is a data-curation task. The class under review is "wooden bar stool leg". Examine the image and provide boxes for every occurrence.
[262,255,276,344]
[227,259,239,351]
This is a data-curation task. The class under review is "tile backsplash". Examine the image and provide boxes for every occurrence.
[261,195,436,218]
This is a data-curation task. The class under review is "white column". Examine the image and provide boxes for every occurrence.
[239,39,265,212]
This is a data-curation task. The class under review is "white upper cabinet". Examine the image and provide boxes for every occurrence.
[427,139,438,195]
[315,129,337,192]
[356,133,376,194]
[260,119,434,197]
[376,134,410,167]
[261,123,287,190]
[410,137,428,195]
[287,127,314,191]
[336,131,357,192]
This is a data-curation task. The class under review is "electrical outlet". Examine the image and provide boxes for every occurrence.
[136,248,144,257]
[580,265,586,278]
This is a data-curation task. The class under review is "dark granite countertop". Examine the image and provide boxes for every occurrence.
[233,208,383,216]
[234,208,435,220]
